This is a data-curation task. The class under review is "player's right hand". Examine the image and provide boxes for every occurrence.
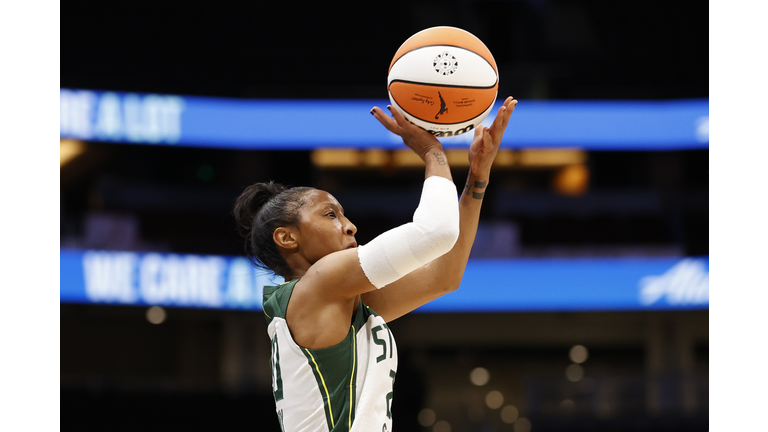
[371,105,444,161]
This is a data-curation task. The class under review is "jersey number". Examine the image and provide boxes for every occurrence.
[271,334,284,401]
[386,369,396,419]
[373,325,396,419]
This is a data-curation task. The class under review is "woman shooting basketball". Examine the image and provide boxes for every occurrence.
[233,97,517,432]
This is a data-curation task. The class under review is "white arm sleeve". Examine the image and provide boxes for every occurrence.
[357,176,460,289]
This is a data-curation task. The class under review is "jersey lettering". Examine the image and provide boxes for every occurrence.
[372,324,394,363]
[372,325,387,363]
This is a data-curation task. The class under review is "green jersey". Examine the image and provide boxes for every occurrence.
[264,279,398,432]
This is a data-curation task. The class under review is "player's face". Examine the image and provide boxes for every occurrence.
[296,190,357,264]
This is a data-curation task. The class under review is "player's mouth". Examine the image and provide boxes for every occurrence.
[347,242,358,249]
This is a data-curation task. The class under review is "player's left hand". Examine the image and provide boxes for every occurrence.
[468,96,517,180]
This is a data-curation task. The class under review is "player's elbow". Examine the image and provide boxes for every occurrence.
[444,271,465,293]
[439,281,461,295]
[423,262,464,295]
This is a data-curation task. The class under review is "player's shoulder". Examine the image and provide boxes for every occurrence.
[263,279,300,323]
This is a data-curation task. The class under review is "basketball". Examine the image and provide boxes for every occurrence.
[387,26,499,138]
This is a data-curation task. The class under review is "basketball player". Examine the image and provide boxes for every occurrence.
[233,97,517,432]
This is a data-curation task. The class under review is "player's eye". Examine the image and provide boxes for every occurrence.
[326,211,336,218]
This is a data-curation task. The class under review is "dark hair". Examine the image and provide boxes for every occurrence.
[233,181,315,278]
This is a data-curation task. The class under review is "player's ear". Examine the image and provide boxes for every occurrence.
[274,226,299,250]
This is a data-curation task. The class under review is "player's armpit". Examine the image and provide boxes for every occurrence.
[360,260,462,323]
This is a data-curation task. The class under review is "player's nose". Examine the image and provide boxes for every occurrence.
[344,218,357,236]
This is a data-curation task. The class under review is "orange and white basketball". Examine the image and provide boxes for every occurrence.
[387,26,499,138]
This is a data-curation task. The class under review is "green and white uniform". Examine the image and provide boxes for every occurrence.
[264,279,398,432]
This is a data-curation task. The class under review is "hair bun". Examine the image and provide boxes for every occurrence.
[233,181,287,237]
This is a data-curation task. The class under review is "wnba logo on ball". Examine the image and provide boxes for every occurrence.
[433,51,458,75]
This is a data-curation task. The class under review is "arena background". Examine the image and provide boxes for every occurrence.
[58,1,711,431]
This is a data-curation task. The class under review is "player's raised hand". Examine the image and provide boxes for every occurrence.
[468,97,517,179]
[371,105,443,161]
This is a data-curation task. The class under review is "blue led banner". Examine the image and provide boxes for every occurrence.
[60,249,709,312]
[60,89,709,150]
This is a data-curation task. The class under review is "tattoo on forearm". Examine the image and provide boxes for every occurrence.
[433,152,447,165]
[469,180,487,200]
